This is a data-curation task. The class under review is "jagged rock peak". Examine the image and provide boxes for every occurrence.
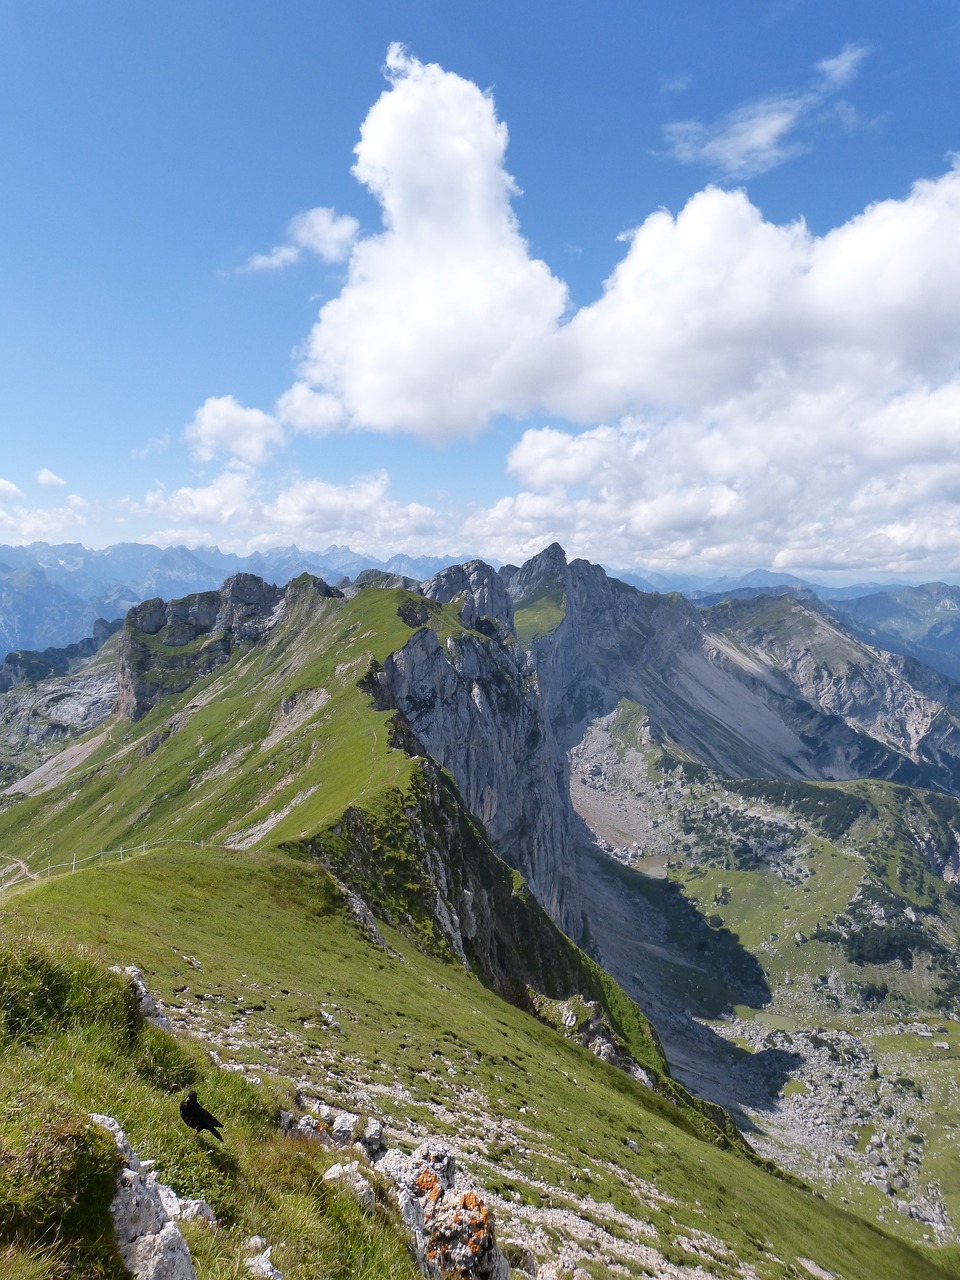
[140,572,292,637]
[503,542,568,605]
[422,559,514,634]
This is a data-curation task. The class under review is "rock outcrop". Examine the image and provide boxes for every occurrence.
[115,574,339,721]
[0,639,118,787]
[110,965,173,1032]
[422,558,515,636]
[375,559,579,928]
[90,1114,198,1280]
[376,1142,509,1280]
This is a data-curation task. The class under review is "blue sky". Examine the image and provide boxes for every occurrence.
[3,1,960,579]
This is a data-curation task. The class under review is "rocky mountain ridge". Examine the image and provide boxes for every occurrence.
[8,546,960,1253]
[0,541,473,652]
[510,544,960,795]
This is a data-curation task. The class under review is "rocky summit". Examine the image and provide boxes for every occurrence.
[2,546,960,1279]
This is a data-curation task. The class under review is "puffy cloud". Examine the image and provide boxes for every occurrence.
[139,465,448,555]
[137,469,263,548]
[185,395,285,466]
[36,468,66,486]
[243,206,359,271]
[541,162,960,424]
[280,44,954,445]
[260,471,441,549]
[191,49,960,575]
[294,44,568,438]
[662,43,870,178]
[0,486,87,541]
[492,369,960,576]
[274,382,345,435]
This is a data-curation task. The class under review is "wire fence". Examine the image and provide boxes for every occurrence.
[0,839,215,899]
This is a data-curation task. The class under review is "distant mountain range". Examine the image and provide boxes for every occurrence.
[6,539,960,687]
[0,541,473,653]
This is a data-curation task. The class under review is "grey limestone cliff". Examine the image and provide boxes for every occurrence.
[509,545,960,793]
[372,559,580,930]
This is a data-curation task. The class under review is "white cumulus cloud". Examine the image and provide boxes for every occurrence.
[36,468,66,486]
[293,44,569,439]
[185,395,285,466]
[191,47,960,575]
[138,465,448,556]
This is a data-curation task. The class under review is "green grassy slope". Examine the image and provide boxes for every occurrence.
[0,582,674,1088]
[0,924,422,1280]
[2,848,957,1280]
[0,582,449,866]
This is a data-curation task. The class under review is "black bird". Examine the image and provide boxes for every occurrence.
[179,1090,223,1141]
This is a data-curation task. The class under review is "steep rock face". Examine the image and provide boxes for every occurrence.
[511,546,960,793]
[372,580,579,929]
[116,574,338,721]
[0,630,120,787]
[708,595,960,791]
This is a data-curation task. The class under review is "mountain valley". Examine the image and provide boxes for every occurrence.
[3,547,960,1277]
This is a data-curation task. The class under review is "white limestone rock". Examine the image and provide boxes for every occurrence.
[376,1141,509,1280]
[322,1159,376,1210]
[243,1244,283,1279]
[90,1114,196,1280]
[110,966,174,1032]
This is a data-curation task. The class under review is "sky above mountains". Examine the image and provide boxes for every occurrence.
[3,1,960,580]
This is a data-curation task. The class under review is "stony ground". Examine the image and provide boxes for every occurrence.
[165,977,769,1280]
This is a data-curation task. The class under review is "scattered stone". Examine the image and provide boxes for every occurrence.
[243,1242,283,1279]
[331,1109,360,1146]
[110,965,173,1032]
[323,1159,376,1210]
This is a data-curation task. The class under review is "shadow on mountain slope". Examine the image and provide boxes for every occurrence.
[575,837,803,1133]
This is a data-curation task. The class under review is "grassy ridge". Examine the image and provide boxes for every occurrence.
[0,927,420,1280]
[0,585,440,868]
[2,848,957,1279]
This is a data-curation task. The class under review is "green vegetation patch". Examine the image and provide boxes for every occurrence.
[0,929,421,1280]
[513,584,566,644]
